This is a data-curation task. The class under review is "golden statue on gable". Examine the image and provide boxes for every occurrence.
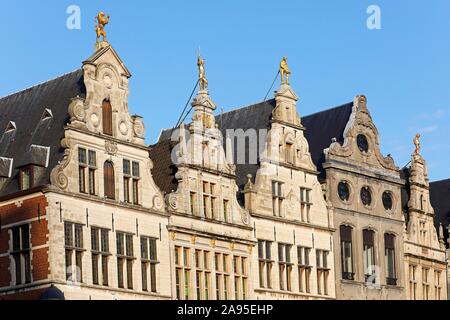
[96,12,110,43]
[197,49,208,91]
[414,133,421,155]
[280,56,291,85]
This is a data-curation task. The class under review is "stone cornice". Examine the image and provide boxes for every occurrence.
[323,160,405,185]
[249,211,335,232]
[167,225,255,244]
[167,209,253,231]
[43,187,170,218]
[65,125,150,152]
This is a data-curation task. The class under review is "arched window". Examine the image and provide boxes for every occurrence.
[363,229,376,283]
[340,225,354,280]
[384,233,397,286]
[102,99,113,136]
[104,161,115,200]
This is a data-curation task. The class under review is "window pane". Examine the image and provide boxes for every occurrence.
[123,160,131,175]
[78,148,87,164]
[91,228,99,251]
[132,161,140,177]
[88,150,96,167]
[74,224,83,249]
[64,222,73,247]
[101,229,109,253]
[141,237,148,260]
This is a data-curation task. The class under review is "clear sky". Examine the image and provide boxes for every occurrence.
[0,0,449,181]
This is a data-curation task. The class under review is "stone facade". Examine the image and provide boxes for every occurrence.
[403,153,447,300]
[321,96,406,299]
[0,41,447,301]
[243,84,336,299]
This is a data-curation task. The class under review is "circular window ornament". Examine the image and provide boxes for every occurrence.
[360,186,372,206]
[357,134,369,153]
[338,182,350,202]
[382,191,393,211]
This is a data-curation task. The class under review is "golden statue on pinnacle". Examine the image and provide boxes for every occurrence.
[96,12,110,43]
[280,56,291,85]
[197,48,208,91]
[414,133,421,155]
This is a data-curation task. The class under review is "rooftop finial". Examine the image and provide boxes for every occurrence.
[280,56,291,85]
[197,48,208,91]
[95,11,110,50]
[414,133,421,155]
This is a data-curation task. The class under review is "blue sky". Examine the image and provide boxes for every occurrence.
[0,0,449,181]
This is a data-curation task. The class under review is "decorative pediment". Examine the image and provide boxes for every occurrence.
[326,95,398,172]
[276,84,299,101]
[83,44,131,78]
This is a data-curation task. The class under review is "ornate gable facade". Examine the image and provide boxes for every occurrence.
[243,80,336,300]
[404,151,447,300]
[322,95,406,300]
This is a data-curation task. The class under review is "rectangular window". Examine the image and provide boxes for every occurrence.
[141,237,158,293]
[175,246,191,300]
[189,192,197,215]
[340,226,354,281]
[300,188,312,222]
[201,181,217,219]
[64,222,84,283]
[409,265,417,300]
[258,240,273,289]
[78,148,96,195]
[11,225,31,285]
[434,271,442,300]
[272,181,284,217]
[116,232,134,290]
[214,253,230,300]
[91,227,110,286]
[278,244,292,291]
[297,246,311,293]
[422,268,430,300]
[384,234,397,286]
[194,249,211,300]
[123,159,140,205]
[223,200,229,222]
[124,177,130,203]
[316,249,330,296]
[363,229,376,283]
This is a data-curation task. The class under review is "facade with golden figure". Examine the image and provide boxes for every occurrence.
[0,12,447,301]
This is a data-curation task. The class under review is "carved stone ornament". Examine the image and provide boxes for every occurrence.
[241,211,250,225]
[50,138,72,190]
[68,99,86,122]
[153,195,164,211]
[133,117,145,138]
[167,194,178,210]
[105,140,118,155]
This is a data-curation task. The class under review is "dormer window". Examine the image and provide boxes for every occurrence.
[102,99,113,136]
[19,166,33,191]
[5,121,16,133]
[41,108,53,121]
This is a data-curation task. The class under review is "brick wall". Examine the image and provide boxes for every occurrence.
[0,194,50,290]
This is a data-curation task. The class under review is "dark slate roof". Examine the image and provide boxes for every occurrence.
[216,100,275,189]
[302,102,354,177]
[430,179,450,245]
[0,69,85,196]
[150,99,354,197]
